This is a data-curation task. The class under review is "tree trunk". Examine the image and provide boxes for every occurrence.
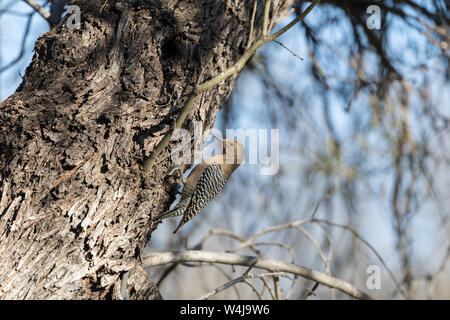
[0,0,291,299]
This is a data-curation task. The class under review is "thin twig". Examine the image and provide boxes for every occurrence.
[232,219,313,252]
[312,218,407,298]
[304,282,319,299]
[253,241,295,263]
[294,225,327,265]
[315,222,335,298]
[212,264,242,299]
[274,39,303,61]
[196,228,264,256]
[22,0,50,21]
[243,279,263,300]
[198,272,284,300]
[259,274,277,299]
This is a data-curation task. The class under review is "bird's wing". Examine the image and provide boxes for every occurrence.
[173,164,228,233]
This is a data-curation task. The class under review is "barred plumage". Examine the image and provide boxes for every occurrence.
[152,138,245,233]
[173,164,228,233]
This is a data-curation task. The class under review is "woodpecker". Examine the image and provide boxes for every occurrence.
[152,137,245,233]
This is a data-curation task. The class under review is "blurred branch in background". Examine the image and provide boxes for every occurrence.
[0,9,35,74]
[144,249,372,300]
[22,0,66,26]
[148,217,409,299]
[22,0,50,22]
[0,1,66,98]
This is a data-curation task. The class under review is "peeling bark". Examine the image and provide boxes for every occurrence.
[0,0,292,299]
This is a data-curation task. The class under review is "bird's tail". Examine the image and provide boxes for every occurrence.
[151,196,191,222]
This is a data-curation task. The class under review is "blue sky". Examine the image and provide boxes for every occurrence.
[0,1,49,99]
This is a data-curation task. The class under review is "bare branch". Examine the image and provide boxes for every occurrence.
[247,0,258,49]
[263,0,271,37]
[143,250,372,299]
[273,40,303,61]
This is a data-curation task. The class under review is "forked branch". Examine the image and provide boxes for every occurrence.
[143,0,321,171]
[143,250,372,299]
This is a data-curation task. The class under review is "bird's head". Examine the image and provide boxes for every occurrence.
[209,132,245,169]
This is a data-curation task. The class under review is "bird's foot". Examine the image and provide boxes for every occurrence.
[167,166,186,184]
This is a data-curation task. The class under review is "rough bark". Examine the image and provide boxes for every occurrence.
[0,0,291,299]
